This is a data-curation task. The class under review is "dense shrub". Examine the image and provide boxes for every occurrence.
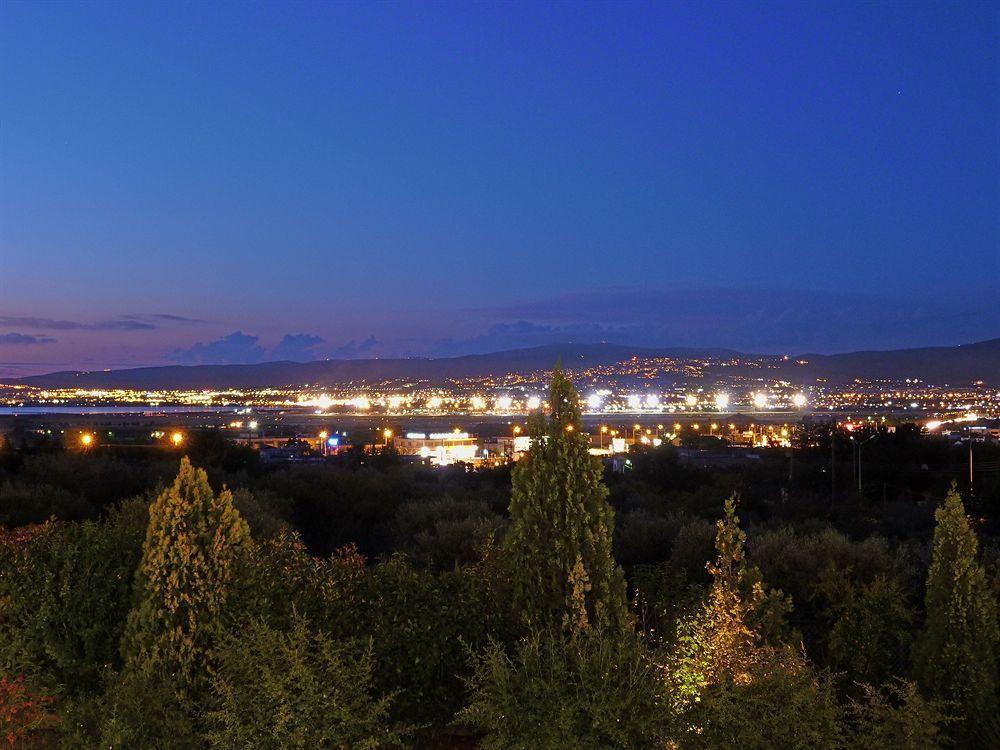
[460,630,670,750]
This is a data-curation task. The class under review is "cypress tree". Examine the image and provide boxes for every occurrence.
[913,485,999,746]
[122,457,250,701]
[504,364,627,633]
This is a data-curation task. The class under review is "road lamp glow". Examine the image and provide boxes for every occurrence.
[792,393,807,408]
[685,394,698,408]
[586,393,602,410]
[496,396,513,410]
[170,432,184,447]
[752,393,768,410]
[80,433,93,447]
[627,394,642,410]
[526,395,541,410]
[714,392,730,410]
[645,394,660,409]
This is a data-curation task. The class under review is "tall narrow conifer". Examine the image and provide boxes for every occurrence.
[913,486,999,745]
[504,364,627,633]
[122,457,250,700]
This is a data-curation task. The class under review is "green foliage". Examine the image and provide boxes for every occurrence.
[92,668,200,750]
[504,365,627,633]
[392,497,506,570]
[0,500,146,696]
[121,457,251,703]
[0,480,89,526]
[205,614,405,750]
[356,553,515,726]
[847,680,953,750]
[665,496,789,711]
[818,568,914,688]
[459,630,670,750]
[231,528,367,632]
[678,659,844,750]
[912,486,999,747]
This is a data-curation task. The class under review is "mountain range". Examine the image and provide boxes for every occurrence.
[10,338,1000,390]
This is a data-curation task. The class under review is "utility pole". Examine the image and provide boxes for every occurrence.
[857,433,877,497]
[969,438,973,487]
[830,421,836,506]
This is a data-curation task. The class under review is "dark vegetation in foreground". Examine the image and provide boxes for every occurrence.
[1,376,998,748]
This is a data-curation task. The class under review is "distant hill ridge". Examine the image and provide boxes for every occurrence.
[10,339,1000,389]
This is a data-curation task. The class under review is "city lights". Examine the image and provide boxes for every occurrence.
[792,393,808,408]
[752,393,768,410]
[714,392,730,410]
[526,396,541,410]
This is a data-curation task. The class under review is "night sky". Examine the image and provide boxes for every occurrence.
[1,1,997,376]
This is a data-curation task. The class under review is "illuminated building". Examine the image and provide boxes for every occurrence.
[393,431,478,465]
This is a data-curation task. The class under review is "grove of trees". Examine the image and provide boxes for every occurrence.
[1,368,998,748]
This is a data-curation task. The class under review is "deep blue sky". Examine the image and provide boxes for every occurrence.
[1,1,997,375]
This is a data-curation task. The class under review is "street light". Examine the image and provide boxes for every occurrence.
[80,433,93,448]
[170,432,184,447]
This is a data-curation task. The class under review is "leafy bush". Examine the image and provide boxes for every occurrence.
[205,614,405,750]
[460,630,670,750]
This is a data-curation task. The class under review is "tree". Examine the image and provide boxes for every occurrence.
[121,457,250,703]
[912,486,999,747]
[0,501,146,699]
[205,614,404,750]
[819,570,914,688]
[667,495,773,709]
[504,364,627,633]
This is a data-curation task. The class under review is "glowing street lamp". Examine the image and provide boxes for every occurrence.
[80,433,94,448]
[792,393,808,408]
[752,393,768,410]
[714,392,730,410]
[685,394,698,408]
[170,432,184,447]
[526,396,541,410]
